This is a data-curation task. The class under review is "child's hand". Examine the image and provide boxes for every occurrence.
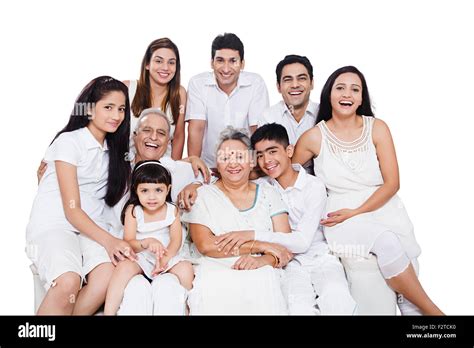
[152,254,171,277]
[141,238,167,258]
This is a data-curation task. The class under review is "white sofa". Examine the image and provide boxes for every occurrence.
[32,255,396,315]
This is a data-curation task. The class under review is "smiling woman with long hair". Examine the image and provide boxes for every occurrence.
[293,66,443,315]
[26,76,135,315]
[124,38,186,160]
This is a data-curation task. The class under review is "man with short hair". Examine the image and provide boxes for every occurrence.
[258,55,318,145]
[186,33,269,168]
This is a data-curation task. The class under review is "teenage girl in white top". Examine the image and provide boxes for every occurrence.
[26,76,135,315]
[124,38,187,160]
[293,66,443,315]
[104,160,194,315]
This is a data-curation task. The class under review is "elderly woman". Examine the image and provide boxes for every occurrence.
[181,126,293,314]
[104,108,209,315]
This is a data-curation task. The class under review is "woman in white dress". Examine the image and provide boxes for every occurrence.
[181,126,293,314]
[124,38,186,159]
[293,66,443,315]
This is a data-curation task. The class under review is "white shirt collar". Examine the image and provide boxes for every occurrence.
[82,127,109,151]
[269,164,307,192]
[281,100,318,119]
[205,71,252,88]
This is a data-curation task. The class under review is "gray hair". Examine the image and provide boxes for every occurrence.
[215,126,252,156]
[134,107,170,133]
[129,108,170,163]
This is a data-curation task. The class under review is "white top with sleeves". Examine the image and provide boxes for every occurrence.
[181,181,288,266]
[314,115,421,259]
[254,165,328,265]
[180,181,288,315]
[26,127,109,239]
[258,100,319,145]
[185,71,269,167]
[128,79,175,157]
[104,156,204,238]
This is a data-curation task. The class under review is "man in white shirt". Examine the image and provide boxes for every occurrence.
[214,123,356,314]
[258,55,318,146]
[186,33,269,168]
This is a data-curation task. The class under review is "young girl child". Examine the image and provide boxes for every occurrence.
[26,76,134,315]
[104,160,194,315]
[124,38,187,159]
[293,66,444,315]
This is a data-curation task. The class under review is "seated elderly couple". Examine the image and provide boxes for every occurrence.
[107,109,356,315]
[29,107,355,315]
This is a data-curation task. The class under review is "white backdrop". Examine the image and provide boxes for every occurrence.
[1,0,473,314]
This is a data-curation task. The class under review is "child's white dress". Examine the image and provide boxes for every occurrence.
[134,202,186,279]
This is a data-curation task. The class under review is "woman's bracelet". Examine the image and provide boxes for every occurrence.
[266,250,281,267]
[267,253,279,267]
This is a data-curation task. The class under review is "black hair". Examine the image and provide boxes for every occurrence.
[276,54,314,84]
[251,123,290,149]
[121,160,172,224]
[51,76,131,207]
[211,33,244,61]
[316,66,374,124]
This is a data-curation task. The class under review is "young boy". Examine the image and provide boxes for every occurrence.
[253,123,357,314]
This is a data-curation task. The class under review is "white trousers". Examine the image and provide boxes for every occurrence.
[281,253,357,315]
[117,273,187,315]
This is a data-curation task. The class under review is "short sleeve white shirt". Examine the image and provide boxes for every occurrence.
[258,100,319,145]
[185,71,269,167]
[27,127,109,239]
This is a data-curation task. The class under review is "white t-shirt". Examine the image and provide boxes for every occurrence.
[254,165,328,266]
[185,71,269,167]
[258,100,319,145]
[27,127,109,239]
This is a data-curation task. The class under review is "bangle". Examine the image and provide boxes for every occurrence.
[266,250,280,267]
[268,253,279,267]
[249,240,256,255]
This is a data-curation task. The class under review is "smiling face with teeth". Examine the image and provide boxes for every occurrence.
[330,72,363,117]
[254,139,294,180]
[216,139,254,184]
[211,49,244,94]
[278,63,313,115]
[133,113,170,162]
[146,48,177,86]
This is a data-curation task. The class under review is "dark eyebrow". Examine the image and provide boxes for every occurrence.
[256,145,279,154]
[154,55,176,61]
